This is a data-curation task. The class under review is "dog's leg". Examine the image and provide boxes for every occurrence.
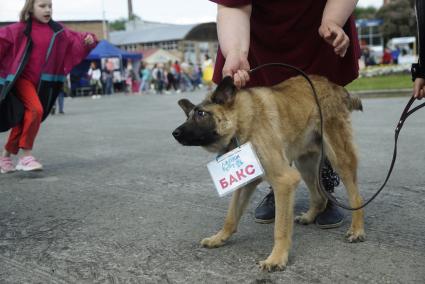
[294,153,327,224]
[325,124,365,243]
[201,180,260,248]
[259,165,301,271]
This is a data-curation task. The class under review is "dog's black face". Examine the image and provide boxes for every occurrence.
[172,101,221,146]
[172,77,237,147]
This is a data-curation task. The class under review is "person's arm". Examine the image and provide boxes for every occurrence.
[413,0,425,99]
[62,28,98,74]
[0,26,13,61]
[319,0,358,57]
[217,4,251,88]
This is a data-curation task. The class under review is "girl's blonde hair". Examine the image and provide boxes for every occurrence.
[19,0,36,22]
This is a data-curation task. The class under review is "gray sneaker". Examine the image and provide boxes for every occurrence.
[315,201,345,229]
[254,191,275,224]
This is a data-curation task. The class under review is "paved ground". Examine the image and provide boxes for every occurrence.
[0,89,424,283]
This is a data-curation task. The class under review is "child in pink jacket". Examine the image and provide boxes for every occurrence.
[0,0,97,173]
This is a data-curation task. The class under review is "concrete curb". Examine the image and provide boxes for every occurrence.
[351,88,412,98]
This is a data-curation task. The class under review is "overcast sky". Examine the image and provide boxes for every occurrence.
[0,0,384,24]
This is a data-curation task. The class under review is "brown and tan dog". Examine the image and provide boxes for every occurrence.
[172,75,365,271]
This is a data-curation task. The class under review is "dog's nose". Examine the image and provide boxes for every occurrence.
[172,128,181,138]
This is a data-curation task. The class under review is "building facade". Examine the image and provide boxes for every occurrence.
[109,20,218,65]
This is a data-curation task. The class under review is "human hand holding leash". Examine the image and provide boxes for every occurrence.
[319,20,350,57]
[413,78,425,99]
[222,49,250,89]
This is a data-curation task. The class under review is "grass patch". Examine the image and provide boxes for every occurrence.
[346,74,412,91]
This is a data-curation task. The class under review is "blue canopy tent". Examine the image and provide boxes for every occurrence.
[86,40,142,61]
[70,40,142,96]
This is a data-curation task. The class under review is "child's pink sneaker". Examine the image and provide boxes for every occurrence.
[16,156,43,172]
[0,157,16,174]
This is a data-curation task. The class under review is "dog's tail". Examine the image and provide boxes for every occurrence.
[343,89,363,112]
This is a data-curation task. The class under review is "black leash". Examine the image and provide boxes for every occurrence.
[248,63,425,210]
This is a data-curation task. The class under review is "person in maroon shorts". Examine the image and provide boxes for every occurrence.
[210,0,361,228]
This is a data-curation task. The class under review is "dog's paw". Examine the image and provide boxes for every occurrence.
[345,228,366,243]
[201,235,225,248]
[295,212,314,225]
[259,255,288,272]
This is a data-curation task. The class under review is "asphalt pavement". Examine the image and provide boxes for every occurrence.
[0,89,424,283]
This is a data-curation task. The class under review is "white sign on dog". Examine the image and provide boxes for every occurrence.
[207,142,265,197]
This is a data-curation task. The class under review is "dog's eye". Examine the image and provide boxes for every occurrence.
[196,110,207,118]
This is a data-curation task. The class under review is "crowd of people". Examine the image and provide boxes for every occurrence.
[137,59,206,95]
[361,45,412,67]
[80,55,214,97]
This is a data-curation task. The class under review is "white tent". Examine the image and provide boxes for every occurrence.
[143,49,180,66]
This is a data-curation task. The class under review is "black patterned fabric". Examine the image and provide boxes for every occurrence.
[320,159,340,193]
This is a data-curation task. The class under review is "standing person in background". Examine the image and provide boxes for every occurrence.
[88,61,102,96]
[382,48,393,64]
[51,74,69,115]
[138,62,151,94]
[103,69,113,95]
[151,64,159,93]
[0,0,97,173]
[412,0,425,99]
[152,64,165,94]
[391,46,401,65]
[166,64,178,92]
[57,74,70,114]
[180,61,193,92]
[202,54,214,90]
[190,63,202,90]
[172,60,182,91]
[103,59,114,95]
[210,0,360,228]
[124,62,136,94]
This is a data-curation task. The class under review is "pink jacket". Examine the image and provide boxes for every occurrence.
[0,19,97,132]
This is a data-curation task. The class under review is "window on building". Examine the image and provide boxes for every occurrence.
[183,41,196,63]
[356,19,384,48]
[199,42,209,56]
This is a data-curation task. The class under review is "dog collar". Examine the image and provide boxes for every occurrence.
[216,136,241,160]
[232,136,241,147]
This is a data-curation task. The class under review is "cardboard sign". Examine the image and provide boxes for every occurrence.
[207,142,264,197]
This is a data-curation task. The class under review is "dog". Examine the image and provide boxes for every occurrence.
[172,75,365,271]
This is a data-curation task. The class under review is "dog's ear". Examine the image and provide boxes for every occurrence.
[178,99,195,117]
[211,76,237,105]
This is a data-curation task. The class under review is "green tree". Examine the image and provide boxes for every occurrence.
[109,18,126,31]
[354,6,377,19]
[376,0,416,43]
[109,14,142,32]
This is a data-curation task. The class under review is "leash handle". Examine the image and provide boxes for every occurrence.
[249,63,425,211]
[331,95,425,211]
